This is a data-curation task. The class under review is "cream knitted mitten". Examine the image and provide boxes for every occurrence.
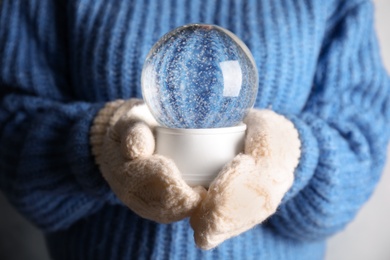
[190,109,301,250]
[90,99,206,224]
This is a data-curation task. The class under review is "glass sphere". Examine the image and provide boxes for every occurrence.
[141,24,258,129]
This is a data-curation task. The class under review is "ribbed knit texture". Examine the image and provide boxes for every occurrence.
[0,0,389,259]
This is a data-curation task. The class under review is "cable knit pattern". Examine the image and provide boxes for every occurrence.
[0,0,389,259]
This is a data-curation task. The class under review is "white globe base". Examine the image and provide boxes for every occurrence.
[155,124,247,187]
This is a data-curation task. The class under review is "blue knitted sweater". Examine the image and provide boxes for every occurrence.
[1,0,389,259]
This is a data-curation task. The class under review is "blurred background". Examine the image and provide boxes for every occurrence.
[0,0,390,259]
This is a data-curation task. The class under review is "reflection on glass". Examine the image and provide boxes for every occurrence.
[220,60,242,97]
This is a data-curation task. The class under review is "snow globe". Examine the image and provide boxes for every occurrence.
[142,24,258,187]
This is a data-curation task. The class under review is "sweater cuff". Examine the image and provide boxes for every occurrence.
[66,101,119,202]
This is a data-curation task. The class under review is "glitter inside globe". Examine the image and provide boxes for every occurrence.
[141,24,258,128]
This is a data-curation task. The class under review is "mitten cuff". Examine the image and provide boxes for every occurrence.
[244,109,301,172]
[90,100,126,159]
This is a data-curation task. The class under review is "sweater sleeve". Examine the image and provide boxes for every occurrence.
[0,1,118,232]
[268,1,390,241]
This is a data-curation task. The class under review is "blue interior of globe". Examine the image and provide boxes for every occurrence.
[142,24,258,128]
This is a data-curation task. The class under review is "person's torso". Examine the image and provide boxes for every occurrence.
[66,0,331,115]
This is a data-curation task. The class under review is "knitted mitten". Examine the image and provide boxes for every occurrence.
[90,99,206,223]
[190,109,301,249]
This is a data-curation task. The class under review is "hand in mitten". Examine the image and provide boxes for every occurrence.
[90,99,206,223]
[190,109,301,249]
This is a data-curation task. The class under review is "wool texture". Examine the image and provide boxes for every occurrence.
[191,109,301,249]
[92,99,205,224]
[92,99,301,249]
[1,0,390,259]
